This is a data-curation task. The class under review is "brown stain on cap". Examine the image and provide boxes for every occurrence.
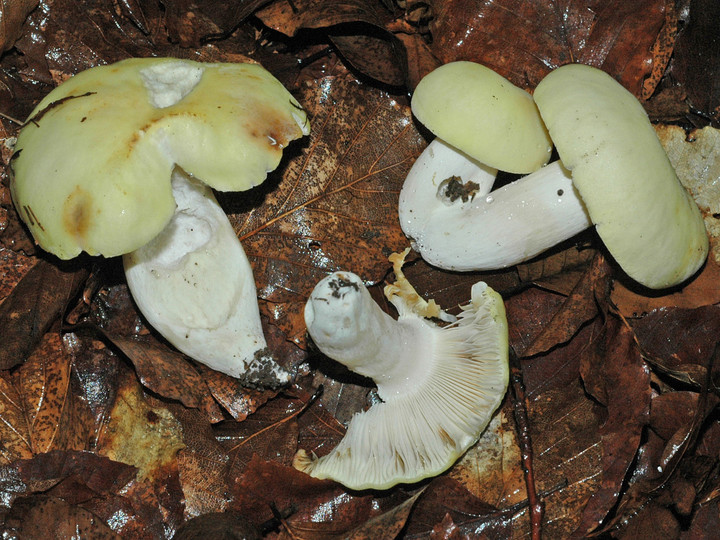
[63,186,94,245]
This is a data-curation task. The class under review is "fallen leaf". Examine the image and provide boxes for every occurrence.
[233,456,407,533]
[446,411,526,509]
[522,253,611,357]
[0,0,38,54]
[575,316,651,536]
[3,496,120,539]
[101,331,224,423]
[257,0,408,86]
[0,332,91,465]
[426,0,666,95]
[171,406,234,518]
[631,305,720,387]
[172,510,260,540]
[96,371,185,483]
[343,490,423,540]
[0,257,88,369]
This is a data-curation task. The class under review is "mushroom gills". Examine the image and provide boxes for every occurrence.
[123,168,289,387]
[295,257,509,490]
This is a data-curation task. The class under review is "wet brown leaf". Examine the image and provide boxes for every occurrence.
[632,305,720,387]
[3,496,120,539]
[427,0,666,95]
[0,333,91,465]
[258,0,408,86]
[517,323,606,538]
[233,456,407,533]
[337,489,422,540]
[172,510,260,540]
[522,253,611,357]
[199,366,276,422]
[0,0,38,54]
[405,476,511,538]
[102,331,224,423]
[575,316,651,536]
[0,257,87,370]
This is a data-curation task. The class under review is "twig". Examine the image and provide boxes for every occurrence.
[510,347,544,540]
[0,111,23,125]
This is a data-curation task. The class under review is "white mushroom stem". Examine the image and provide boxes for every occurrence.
[399,140,592,271]
[123,168,289,387]
[295,257,508,490]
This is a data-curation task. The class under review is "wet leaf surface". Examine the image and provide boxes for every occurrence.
[427,0,667,94]
[0,1,720,538]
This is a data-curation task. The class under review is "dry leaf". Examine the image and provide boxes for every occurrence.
[101,331,224,423]
[0,333,91,465]
[0,258,88,369]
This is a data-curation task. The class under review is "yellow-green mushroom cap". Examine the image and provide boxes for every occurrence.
[10,58,309,260]
[534,64,708,289]
[411,61,552,174]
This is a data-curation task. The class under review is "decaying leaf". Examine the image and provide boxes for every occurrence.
[0,258,87,370]
[96,371,185,483]
[0,332,91,465]
[670,0,720,123]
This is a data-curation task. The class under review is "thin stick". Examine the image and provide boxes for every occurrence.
[0,111,23,125]
[510,347,544,540]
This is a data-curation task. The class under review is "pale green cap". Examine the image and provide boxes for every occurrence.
[11,57,309,259]
[411,61,552,174]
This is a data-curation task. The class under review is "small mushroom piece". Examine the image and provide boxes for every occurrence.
[401,63,708,289]
[10,58,310,385]
[293,251,509,490]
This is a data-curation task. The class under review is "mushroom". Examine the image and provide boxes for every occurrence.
[410,61,553,175]
[10,58,310,386]
[400,60,566,270]
[293,250,509,490]
[400,62,708,289]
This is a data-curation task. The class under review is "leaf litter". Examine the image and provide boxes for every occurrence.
[0,1,720,538]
